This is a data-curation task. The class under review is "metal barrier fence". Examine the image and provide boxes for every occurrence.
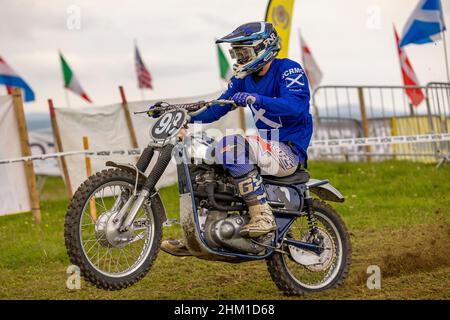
[310,82,450,162]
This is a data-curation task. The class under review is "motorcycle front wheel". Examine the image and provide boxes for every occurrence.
[267,199,351,296]
[64,169,164,290]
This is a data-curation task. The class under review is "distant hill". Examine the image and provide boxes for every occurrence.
[25,112,51,132]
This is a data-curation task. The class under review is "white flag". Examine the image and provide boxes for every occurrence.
[299,32,323,90]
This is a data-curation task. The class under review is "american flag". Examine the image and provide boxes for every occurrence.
[135,44,153,89]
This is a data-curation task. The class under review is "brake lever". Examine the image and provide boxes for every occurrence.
[133,108,166,117]
[134,110,150,115]
[134,101,173,117]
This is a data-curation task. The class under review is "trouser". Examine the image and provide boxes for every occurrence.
[215,134,301,206]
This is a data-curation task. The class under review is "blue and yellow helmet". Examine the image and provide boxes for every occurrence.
[216,22,280,79]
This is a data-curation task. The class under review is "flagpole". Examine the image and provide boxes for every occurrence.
[64,88,71,108]
[442,29,450,83]
[298,28,303,62]
[135,38,142,101]
[440,0,450,83]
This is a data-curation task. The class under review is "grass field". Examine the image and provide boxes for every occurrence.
[0,161,449,300]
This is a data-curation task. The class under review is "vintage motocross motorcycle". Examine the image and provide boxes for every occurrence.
[64,99,351,295]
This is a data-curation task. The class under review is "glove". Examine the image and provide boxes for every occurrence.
[231,92,260,107]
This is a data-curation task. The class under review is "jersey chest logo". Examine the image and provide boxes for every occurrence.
[282,67,305,88]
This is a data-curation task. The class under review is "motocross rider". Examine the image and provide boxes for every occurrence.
[161,21,313,256]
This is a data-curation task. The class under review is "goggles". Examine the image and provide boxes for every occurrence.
[229,45,257,64]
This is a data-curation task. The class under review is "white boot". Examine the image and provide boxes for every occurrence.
[240,202,277,238]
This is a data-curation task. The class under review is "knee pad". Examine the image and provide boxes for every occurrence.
[216,134,254,177]
[232,169,267,206]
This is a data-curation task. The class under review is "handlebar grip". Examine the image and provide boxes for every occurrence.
[246,96,256,105]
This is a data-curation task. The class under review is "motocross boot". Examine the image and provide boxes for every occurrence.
[160,239,192,256]
[240,202,277,238]
[233,169,277,238]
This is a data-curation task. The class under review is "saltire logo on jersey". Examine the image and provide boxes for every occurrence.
[249,104,283,129]
[282,67,305,90]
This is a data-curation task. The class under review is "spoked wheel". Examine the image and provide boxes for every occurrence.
[64,169,164,290]
[267,199,351,296]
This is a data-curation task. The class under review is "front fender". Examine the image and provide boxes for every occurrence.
[105,161,167,222]
[105,161,147,184]
[306,179,345,203]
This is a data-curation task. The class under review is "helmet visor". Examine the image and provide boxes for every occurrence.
[229,46,256,64]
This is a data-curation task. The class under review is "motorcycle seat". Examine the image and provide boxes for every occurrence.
[262,167,310,185]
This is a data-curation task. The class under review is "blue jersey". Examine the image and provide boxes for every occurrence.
[191,58,313,165]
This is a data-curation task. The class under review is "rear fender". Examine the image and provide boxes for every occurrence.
[306,179,345,203]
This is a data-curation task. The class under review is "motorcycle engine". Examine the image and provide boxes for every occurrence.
[190,164,273,254]
[203,211,273,254]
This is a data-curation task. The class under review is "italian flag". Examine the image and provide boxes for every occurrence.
[217,44,232,81]
[60,52,92,103]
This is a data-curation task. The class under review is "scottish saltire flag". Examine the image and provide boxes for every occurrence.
[0,56,35,102]
[400,0,445,47]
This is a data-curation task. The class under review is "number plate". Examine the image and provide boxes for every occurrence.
[150,109,187,142]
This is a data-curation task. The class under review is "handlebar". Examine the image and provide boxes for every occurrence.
[133,99,237,117]
[189,99,238,116]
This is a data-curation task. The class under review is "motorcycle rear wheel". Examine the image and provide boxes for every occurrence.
[64,169,164,290]
[267,199,351,296]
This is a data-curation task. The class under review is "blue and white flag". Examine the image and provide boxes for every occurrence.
[0,56,35,102]
[400,0,446,47]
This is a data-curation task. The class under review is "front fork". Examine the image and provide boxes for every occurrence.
[111,144,174,232]
[116,190,150,232]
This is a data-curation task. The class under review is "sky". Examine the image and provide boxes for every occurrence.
[0,0,449,112]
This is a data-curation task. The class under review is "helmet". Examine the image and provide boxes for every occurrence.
[216,22,280,79]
